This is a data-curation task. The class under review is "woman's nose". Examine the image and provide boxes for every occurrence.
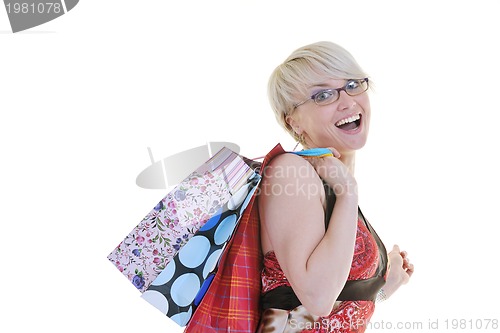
[337,91,356,111]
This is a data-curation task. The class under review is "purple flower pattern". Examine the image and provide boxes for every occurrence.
[107,169,232,292]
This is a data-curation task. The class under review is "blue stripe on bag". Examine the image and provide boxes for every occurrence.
[291,147,333,157]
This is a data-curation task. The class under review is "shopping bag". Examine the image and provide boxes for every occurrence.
[107,146,257,293]
[141,170,261,326]
[184,143,287,332]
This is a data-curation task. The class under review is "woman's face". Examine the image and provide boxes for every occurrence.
[287,78,371,154]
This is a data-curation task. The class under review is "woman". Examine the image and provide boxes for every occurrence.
[257,41,414,332]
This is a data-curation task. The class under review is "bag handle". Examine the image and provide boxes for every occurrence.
[291,147,333,158]
[252,147,333,161]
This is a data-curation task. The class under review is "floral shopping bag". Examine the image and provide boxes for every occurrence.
[141,170,261,326]
[107,146,258,293]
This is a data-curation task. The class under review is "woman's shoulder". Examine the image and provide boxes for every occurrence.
[261,152,324,194]
[263,152,316,177]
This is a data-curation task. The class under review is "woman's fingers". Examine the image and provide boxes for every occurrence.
[395,246,414,277]
[390,245,414,276]
[407,263,415,277]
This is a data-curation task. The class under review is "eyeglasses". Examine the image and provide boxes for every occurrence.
[293,78,369,109]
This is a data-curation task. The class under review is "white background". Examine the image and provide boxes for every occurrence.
[2,1,500,332]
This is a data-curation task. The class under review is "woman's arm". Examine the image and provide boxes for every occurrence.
[259,153,358,316]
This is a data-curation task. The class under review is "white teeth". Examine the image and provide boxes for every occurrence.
[335,114,361,127]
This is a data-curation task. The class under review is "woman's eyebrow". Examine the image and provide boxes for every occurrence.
[307,83,333,94]
[309,83,330,89]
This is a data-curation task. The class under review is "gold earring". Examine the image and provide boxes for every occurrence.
[293,132,305,150]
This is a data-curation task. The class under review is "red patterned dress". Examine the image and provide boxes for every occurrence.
[258,211,387,333]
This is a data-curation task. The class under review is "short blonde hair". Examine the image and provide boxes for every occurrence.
[268,41,368,143]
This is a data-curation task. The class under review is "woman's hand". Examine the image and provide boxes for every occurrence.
[383,245,414,299]
[304,147,357,197]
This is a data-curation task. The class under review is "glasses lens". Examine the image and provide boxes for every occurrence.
[314,90,337,105]
[346,79,368,96]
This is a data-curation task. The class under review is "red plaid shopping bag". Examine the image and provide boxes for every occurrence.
[184,143,286,332]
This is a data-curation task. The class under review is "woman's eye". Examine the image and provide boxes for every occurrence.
[315,90,333,102]
[347,80,360,90]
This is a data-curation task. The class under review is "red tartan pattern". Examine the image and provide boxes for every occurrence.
[184,144,286,333]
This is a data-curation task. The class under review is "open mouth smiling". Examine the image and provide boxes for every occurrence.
[335,113,362,131]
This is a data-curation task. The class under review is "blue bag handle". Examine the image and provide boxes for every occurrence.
[291,148,333,158]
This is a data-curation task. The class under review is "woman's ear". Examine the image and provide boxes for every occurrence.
[286,114,302,135]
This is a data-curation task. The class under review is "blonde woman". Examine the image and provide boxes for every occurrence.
[257,41,414,332]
